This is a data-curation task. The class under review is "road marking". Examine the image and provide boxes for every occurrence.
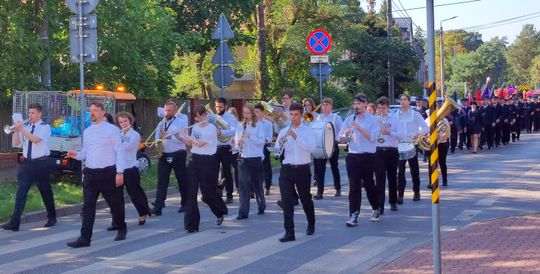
[168,233,320,274]
[0,228,103,257]
[0,228,173,274]
[453,210,482,222]
[61,229,244,274]
[288,236,405,274]
[475,196,498,206]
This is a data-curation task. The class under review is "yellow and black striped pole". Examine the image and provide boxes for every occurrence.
[427,81,442,272]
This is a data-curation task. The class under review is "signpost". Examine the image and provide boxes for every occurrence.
[307,29,332,102]
[211,13,235,97]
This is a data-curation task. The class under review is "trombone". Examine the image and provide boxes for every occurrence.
[3,119,30,134]
[143,101,186,148]
[303,104,321,122]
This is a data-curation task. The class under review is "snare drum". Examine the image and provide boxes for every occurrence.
[309,121,335,159]
[398,142,416,160]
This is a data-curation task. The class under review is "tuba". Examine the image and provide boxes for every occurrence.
[205,104,231,143]
[417,95,459,152]
[261,101,287,131]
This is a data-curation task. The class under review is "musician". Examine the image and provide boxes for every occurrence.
[235,104,266,219]
[116,112,151,225]
[2,103,56,232]
[449,107,461,154]
[503,98,514,144]
[397,94,428,203]
[313,97,343,199]
[426,100,450,187]
[254,103,274,195]
[479,97,494,150]
[513,97,524,141]
[458,98,471,150]
[67,102,126,248]
[339,94,381,227]
[215,97,238,204]
[274,102,316,242]
[492,97,503,147]
[302,98,318,122]
[366,103,376,115]
[468,102,482,154]
[415,98,428,119]
[228,107,241,193]
[151,100,188,216]
[181,106,228,233]
[374,97,403,213]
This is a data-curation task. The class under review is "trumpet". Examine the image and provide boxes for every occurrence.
[145,121,203,148]
[4,119,30,134]
[339,113,356,143]
[303,104,321,123]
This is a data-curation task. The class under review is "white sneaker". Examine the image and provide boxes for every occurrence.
[370,209,380,222]
[346,211,360,227]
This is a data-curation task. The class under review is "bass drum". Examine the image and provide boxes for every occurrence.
[398,142,416,160]
[309,121,335,159]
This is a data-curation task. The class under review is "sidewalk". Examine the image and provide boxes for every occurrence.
[372,214,540,274]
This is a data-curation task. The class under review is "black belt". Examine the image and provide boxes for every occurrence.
[20,156,49,162]
[283,163,310,169]
[376,147,397,152]
[162,150,186,156]
[218,145,231,148]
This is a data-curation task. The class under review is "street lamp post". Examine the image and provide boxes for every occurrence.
[439,16,457,97]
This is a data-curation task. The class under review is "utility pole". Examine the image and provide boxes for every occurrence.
[387,0,395,102]
[439,16,458,97]
[37,0,51,88]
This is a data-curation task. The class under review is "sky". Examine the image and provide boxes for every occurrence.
[362,0,540,44]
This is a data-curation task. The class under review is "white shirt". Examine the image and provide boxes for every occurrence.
[259,119,274,143]
[235,121,265,158]
[338,112,379,154]
[316,112,343,140]
[75,120,123,170]
[18,119,51,159]
[274,124,316,165]
[398,108,429,141]
[117,128,140,171]
[217,112,238,146]
[191,123,218,155]
[155,114,188,153]
[375,112,404,148]
[424,117,450,143]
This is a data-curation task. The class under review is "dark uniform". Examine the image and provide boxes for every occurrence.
[458,101,471,150]
[492,98,503,147]
[479,101,494,149]
[501,100,512,145]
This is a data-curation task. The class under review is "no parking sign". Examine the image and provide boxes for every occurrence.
[306,29,332,55]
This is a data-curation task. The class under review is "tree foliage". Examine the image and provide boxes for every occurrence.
[506,24,540,85]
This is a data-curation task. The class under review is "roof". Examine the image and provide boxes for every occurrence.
[69,90,137,101]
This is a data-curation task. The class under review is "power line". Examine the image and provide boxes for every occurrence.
[393,0,481,12]
[460,11,540,31]
[394,0,420,30]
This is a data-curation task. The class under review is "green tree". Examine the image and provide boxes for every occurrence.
[529,54,540,86]
[506,24,540,84]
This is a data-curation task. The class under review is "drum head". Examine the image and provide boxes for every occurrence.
[324,122,335,157]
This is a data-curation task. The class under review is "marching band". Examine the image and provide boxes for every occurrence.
[3,90,540,246]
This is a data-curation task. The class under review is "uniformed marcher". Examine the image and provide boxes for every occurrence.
[214,97,239,204]
[479,97,494,150]
[492,97,503,147]
[151,100,188,216]
[374,97,403,213]
[181,106,228,233]
[67,102,126,248]
[2,103,56,232]
[339,94,381,227]
[458,98,471,150]
[468,102,482,154]
[274,102,316,242]
[254,104,274,195]
[313,98,343,199]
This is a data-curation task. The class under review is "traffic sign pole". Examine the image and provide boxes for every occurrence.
[77,0,85,143]
[307,29,332,101]
[319,62,323,102]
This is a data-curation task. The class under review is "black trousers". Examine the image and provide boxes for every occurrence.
[238,157,265,217]
[232,153,239,189]
[512,118,521,141]
[450,125,458,153]
[314,142,341,195]
[124,166,150,217]
[502,122,511,144]
[459,130,471,149]
[346,153,378,214]
[438,142,448,184]
[184,154,227,231]
[375,148,398,206]
[10,158,55,227]
[154,150,187,210]
[481,127,493,148]
[262,146,273,190]
[279,164,314,234]
[216,146,234,199]
[493,124,502,146]
[398,149,421,197]
[81,165,126,242]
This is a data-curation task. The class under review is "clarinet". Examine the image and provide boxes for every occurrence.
[276,123,292,160]
[238,118,247,161]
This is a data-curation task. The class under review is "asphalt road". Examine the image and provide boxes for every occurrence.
[0,133,539,274]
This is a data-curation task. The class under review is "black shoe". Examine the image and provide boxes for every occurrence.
[250,193,255,199]
[277,200,283,209]
[187,228,198,233]
[390,204,398,211]
[1,223,19,231]
[216,216,224,226]
[225,197,233,204]
[67,238,90,248]
[306,224,315,235]
[257,210,264,215]
[278,233,296,242]
[378,206,384,216]
[138,215,147,226]
[223,207,228,216]
[335,189,341,197]
[442,182,448,187]
[107,226,119,231]
[151,201,165,207]
[44,218,57,228]
[150,208,162,216]
[177,206,185,213]
[397,197,404,205]
[236,215,248,220]
[413,192,421,201]
[114,230,127,241]
[294,200,299,206]
[427,184,432,189]
[265,189,270,196]
[313,194,323,200]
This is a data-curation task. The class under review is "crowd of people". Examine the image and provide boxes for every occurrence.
[2,89,539,246]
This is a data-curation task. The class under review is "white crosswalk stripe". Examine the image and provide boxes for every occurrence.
[288,236,405,274]
[61,229,244,274]
[167,233,321,274]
